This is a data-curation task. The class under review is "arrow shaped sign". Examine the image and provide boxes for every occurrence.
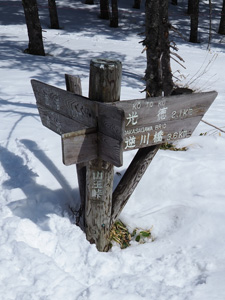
[113,91,218,152]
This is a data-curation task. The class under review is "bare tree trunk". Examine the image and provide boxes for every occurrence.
[187,0,193,14]
[218,0,225,34]
[111,0,174,224]
[144,0,173,97]
[161,1,174,96]
[85,0,94,4]
[208,0,212,48]
[110,0,118,27]
[100,0,110,19]
[22,0,45,56]
[171,0,178,5]
[189,0,200,43]
[133,0,141,9]
[48,0,60,29]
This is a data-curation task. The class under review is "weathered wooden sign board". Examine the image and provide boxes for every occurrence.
[31,79,125,167]
[31,59,217,252]
[31,79,217,167]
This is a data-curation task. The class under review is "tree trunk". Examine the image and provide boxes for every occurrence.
[189,0,200,43]
[171,0,178,5]
[110,0,118,27]
[133,0,141,9]
[187,0,193,15]
[48,0,60,29]
[85,0,94,4]
[144,0,173,97]
[218,0,225,35]
[22,0,45,56]
[100,0,110,19]
[111,0,173,225]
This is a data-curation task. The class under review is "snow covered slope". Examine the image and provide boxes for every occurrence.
[0,0,225,299]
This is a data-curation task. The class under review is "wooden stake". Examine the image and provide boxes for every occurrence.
[85,59,122,251]
[65,74,86,229]
[111,145,160,225]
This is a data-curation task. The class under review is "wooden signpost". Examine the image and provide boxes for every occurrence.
[32,79,125,167]
[31,58,217,251]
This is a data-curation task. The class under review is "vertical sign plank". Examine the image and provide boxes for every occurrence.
[85,59,122,251]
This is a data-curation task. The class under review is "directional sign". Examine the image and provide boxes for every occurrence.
[32,79,217,167]
[112,91,218,151]
[61,91,217,166]
[31,80,125,166]
[31,79,97,133]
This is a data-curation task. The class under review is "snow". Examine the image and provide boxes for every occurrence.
[1,0,225,299]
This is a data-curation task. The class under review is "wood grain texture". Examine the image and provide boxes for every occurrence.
[111,145,160,225]
[37,103,89,135]
[97,103,124,165]
[62,129,97,165]
[85,59,122,252]
[123,115,203,150]
[32,78,125,165]
[98,132,123,167]
[86,159,114,248]
[31,79,97,128]
[98,103,125,141]
[115,91,217,151]
[65,74,82,96]
[61,129,123,166]
[114,91,217,126]
[89,59,122,103]
[64,75,86,231]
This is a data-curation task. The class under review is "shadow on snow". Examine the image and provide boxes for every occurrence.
[0,142,80,231]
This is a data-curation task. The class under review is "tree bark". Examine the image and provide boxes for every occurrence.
[85,0,94,4]
[187,0,193,15]
[22,0,45,56]
[133,0,141,9]
[100,0,110,19]
[218,0,225,35]
[111,0,173,226]
[144,0,173,97]
[189,0,200,43]
[48,0,60,29]
[110,0,118,27]
[171,0,178,5]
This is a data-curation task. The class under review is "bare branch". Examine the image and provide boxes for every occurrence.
[201,120,225,133]
[170,51,185,62]
[170,55,186,69]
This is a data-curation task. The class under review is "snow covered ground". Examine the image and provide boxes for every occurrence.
[1,0,225,299]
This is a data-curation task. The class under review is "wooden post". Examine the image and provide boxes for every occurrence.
[85,59,122,251]
[111,145,159,225]
[65,74,86,230]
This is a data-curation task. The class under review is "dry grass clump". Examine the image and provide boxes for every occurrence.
[109,220,153,249]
